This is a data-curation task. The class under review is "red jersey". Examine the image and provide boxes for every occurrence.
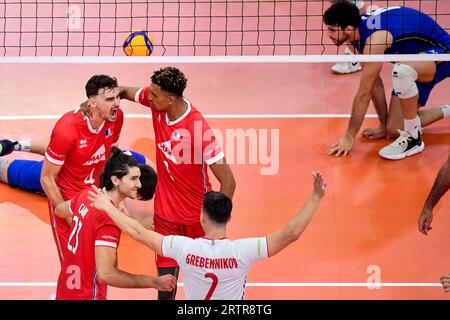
[56,188,121,300]
[136,87,224,224]
[45,107,123,263]
[45,107,123,200]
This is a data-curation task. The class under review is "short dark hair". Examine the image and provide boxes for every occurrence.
[137,164,158,201]
[151,67,187,97]
[323,1,361,29]
[85,75,118,98]
[202,191,232,225]
[100,147,139,191]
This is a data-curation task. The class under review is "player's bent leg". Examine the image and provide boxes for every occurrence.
[157,267,180,300]
[385,96,405,138]
[418,107,445,128]
[30,139,50,156]
[379,65,425,160]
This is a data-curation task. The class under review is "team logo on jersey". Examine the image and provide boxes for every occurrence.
[105,128,113,138]
[79,139,88,149]
[172,130,181,141]
[83,144,106,165]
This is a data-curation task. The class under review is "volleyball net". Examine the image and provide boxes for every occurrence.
[0,0,449,59]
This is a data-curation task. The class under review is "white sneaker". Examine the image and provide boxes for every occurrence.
[331,47,362,74]
[331,61,362,74]
[378,129,425,160]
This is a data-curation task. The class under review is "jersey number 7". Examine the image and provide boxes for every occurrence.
[204,273,218,300]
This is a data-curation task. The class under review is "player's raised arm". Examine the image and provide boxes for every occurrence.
[119,86,141,102]
[88,186,164,255]
[266,172,326,257]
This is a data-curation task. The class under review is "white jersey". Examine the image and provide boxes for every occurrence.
[162,236,268,300]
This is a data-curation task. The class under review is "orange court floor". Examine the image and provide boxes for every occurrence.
[0,62,450,300]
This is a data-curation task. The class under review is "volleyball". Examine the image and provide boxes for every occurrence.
[123,30,154,56]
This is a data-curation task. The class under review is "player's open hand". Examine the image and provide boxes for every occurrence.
[362,126,387,140]
[88,185,113,211]
[155,274,177,292]
[441,273,450,293]
[327,134,353,157]
[312,171,326,199]
[418,207,433,235]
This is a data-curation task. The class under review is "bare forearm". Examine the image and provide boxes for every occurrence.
[371,77,388,127]
[424,159,450,210]
[104,203,148,243]
[210,161,236,199]
[100,270,156,288]
[346,93,371,137]
[220,177,236,200]
[119,86,138,101]
[283,195,321,241]
[41,176,65,205]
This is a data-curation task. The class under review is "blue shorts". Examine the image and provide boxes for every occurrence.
[392,47,450,106]
[123,150,146,164]
[7,159,44,193]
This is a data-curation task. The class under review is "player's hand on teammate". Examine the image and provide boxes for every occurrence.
[88,185,114,212]
[418,207,433,235]
[311,171,326,199]
[117,201,129,216]
[441,273,450,293]
[154,274,177,292]
[362,125,387,140]
[327,134,353,157]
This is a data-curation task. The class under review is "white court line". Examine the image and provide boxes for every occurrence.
[0,114,378,121]
[0,282,442,287]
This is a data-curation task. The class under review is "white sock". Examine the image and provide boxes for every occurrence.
[15,140,31,152]
[440,104,450,118]
[404,116,421,139]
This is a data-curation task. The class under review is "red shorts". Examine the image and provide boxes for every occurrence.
[48,200,71,267]
[154,214,205,268]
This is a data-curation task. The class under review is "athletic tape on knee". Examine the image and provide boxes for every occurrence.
[392,63,419,99]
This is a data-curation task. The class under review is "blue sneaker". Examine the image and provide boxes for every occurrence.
[0,139,18,156]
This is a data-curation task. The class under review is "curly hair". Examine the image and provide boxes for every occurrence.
[151,67,187,97]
